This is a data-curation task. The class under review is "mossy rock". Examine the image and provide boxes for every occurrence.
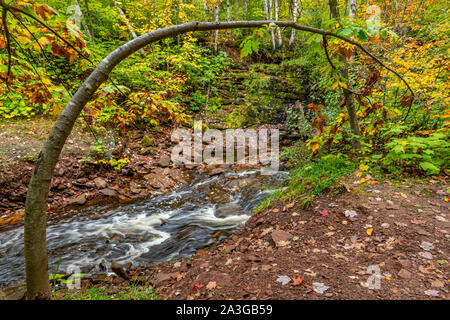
[141,135,154,147]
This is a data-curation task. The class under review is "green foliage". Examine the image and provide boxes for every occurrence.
[57,284,160,300]
[384,133,449,175]
[240,28,270,58]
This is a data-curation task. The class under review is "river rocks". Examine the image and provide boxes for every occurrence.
[217,202,243,217]
[99,188,117,197]
[129,181,142,194]
[111,261,129,280]
[67,193,87,206]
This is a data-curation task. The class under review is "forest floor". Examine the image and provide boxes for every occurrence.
[54,174,449,300]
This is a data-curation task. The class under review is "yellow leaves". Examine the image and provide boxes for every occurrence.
[359,164,369,171]
[311,142,320,154]
[366,228,374,236]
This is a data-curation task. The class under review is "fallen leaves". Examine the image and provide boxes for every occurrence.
[366,227,374,236]
[206,281,217,290]
[276,275,291,286]
[192,282,203,293]
[292,278,304,286]
[312,282,330,294]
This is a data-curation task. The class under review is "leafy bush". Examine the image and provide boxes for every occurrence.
[383,133,449,175]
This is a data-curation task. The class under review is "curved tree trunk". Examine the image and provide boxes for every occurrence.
[21,19,410,299]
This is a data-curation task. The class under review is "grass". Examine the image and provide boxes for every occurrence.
[255,154,357,212]
[55,284,161,300]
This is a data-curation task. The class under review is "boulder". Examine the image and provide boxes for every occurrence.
[67,194,86,206]
[111,261,129,280]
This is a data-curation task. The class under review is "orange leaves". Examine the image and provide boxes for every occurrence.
[292,278,304,286]
[32,4,56,21]
[50,41,80,63]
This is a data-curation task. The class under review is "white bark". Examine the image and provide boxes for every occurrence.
[112,0,145,55]
[349,0,357,19]
[213,1,220,53]
[263,0,268,19]
[73,0,92,41]
[289,0,299,46]
[274,0,282,47]
[268,0,276,50]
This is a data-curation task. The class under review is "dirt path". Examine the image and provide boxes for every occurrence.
[145,178,449,300]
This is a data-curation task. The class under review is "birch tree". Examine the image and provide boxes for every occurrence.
[112,0,144,55]
[274,0,282,47]
[289,0,299,46]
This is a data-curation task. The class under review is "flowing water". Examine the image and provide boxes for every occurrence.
[0,169,287,288]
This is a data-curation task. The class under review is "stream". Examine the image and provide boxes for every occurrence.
[0,168,288,288]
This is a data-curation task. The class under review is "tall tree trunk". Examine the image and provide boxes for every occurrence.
[349,0,357,18]
[213,1,220,53]
[328,0,361,149]
[263,0,268,19]
[268,0,276,51]
[17,19,404,299]
[82,0,94,42]
[112,0,144,55]
[73,0,92,41]
[226,0,230,21]
[289,0,298,46]
[274,0,282,47]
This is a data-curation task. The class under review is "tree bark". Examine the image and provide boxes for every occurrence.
[112,0,144,56]
[289,0,299,46]
[213,1,220,53]
[17,19,407,299]
[328,0,361,149]
[274,0,282,47]
[82,0,94,42]
[268,0,276,51]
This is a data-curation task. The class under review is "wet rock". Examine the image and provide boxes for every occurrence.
[129,182,142,194]
[205,163,225,176]
[217,202,243,217]
[67,193,87,206]
[144,173,162,189]
[90,273,108,284]
[99,188,117,197]
[111,261,129,280]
